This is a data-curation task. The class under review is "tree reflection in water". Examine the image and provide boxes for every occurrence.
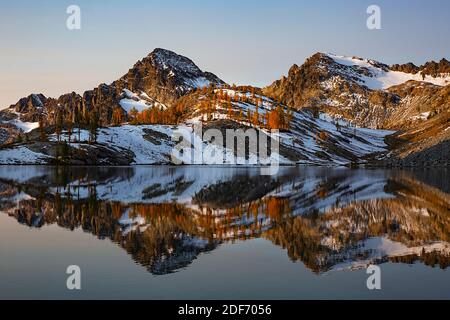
[0,166,449,275]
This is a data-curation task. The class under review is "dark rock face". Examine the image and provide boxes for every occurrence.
[193,175,280,209]
[390,59,450,78]
[390,62,420,74]
[372,140,450,168]
[420,58,450,77]
[0,124,21,145]
[24,141,135,165]
[80,84,122,125]
[12,93,47,113]
[1,93,47,123]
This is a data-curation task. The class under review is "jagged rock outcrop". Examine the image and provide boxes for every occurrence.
[115,48,224,104]
[391,58,450,77]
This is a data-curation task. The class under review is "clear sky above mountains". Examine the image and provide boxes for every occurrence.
[0,0,449,108]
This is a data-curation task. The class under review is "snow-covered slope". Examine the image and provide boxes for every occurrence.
[0,145,51,164]
[0,109,40,145]
[325,53,450,89]
[0,104,393,166]
[189,88,394,165]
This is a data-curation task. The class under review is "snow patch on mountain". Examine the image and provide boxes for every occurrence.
[0,145,50,164]
[331,237,450,271]
[0,111,39,133]
[325,53,450,89]
[120,89,167,113]
[12,120,39,133]
[120,98,150,113]
[0,86,395,166]
[411,111,431,121]
[6,118,39,133]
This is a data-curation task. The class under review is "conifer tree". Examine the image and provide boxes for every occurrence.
[112,107,123,126]
[247,109,252,124]
[74,107,81,142]
[253,104,259,126]
[39,118,47,141]
[89,111,99,143]
[227,101,233,119]
[55,111,63,142]
[129,107,139,124]
[238,109,243,122]
[67,118,73,143]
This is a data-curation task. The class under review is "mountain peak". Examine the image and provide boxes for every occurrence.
[148,48,203,75]
[125,48,225,95]
[9,93,47,112]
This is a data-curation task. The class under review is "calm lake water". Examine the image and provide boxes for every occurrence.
[0,166,449,299]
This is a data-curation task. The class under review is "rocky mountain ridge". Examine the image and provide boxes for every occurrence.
[262,52,449,166]
[0,49,449,166]
[263,52,449,129]
[0,48,224,132]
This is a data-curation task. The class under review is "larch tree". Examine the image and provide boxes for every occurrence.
[247,109,252,124]
[238,109,244,122]
[253,104,259,126]
[39,118,47,141]
[268,108,280,130]
[112,107,123,126]
[227,101,233,119]
[129,107,139,125]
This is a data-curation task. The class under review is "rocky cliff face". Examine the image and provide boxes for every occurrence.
[116,48,224,102]
[391,58,450,77]
[263,53,450,129]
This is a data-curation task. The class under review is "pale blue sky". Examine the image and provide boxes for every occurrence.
[0,0,449,108]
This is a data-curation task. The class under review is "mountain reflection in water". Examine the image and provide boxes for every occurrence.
[0,166,449,275]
